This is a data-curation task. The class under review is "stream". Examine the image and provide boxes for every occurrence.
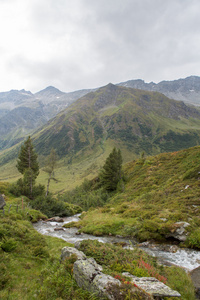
[33,214,200,272]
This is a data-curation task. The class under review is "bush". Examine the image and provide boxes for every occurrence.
[31,194,82,218]
[9,180,45,198]
[186,229,200,249]
[1,238,18,252]
[60,187,110,211]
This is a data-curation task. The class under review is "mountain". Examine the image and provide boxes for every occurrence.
[31,83,200,162]
[118,75,200,106]
[1,75,200,151]
[0,86,93,150]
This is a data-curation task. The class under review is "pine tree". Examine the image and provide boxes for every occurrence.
[16,136,39,198]
[100,147,123,191]
[43,148,58,196]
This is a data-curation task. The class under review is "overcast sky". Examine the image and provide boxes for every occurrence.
[0,0,199,93]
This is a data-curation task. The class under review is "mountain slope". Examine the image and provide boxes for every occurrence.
[118,75,200,106]
[0,87,93,150]
[32,83,200,162]
[1,75,200,151]
[75,145,200,246]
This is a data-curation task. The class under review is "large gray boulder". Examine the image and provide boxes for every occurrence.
[92,273,121,299]
[61,246,86,261]
[73,259,120,299]
[0,194,6,209]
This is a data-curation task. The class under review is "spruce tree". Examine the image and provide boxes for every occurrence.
[16,136,39,198]
[100,147,122,191]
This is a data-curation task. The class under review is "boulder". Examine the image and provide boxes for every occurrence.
[61,247,86,261]
[92,273,121,299]
[190,266,200,299]
[73,259,120,299]
[73,259,102,291]
[166,221,190,241]
[122,272,181,298]
[74,241,81,249]
[0,194,6,209]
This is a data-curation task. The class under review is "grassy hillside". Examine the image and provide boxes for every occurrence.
[1,84,200,193]
[0,184,196,299]
[31,84,200,160]
[74,146,200,247]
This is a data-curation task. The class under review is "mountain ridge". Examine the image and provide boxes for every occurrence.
[31,84,200,161]
[117,75,200,105]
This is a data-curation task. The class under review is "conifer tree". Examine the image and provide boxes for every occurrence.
[16,136,39,198]
[100,147,122,191]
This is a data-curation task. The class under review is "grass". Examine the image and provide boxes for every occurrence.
[78,240,195,300]
[0,194,98,300]
[0,179,197,299]
[71,146,200,247]
[0,138,137,194]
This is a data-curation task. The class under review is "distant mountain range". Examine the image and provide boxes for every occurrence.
[0,75,200,154]
[30,83,200,164]
[0,86,93,149]
[118,76,200,105]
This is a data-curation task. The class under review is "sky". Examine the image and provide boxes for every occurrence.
[0,0,200,93]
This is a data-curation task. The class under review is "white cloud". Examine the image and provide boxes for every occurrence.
[0,0,200,92]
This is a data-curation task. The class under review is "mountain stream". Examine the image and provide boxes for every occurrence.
[33,214,200,272]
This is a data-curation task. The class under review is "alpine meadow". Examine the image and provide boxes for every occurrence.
[1,77,200,299]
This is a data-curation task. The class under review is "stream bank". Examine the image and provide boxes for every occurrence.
[33,214,200,272]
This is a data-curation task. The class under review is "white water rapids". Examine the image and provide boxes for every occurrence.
[33,214,200,271]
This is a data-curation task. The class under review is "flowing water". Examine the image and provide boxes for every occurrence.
[33,214,200,271]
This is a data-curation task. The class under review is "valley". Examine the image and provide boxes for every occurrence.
[1,76,200,299]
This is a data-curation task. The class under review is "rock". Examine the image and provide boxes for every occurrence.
[54,227,64,231]
[190,266,200,299]
[73,259,102,290]
[87,257,103,271]
[138,241,150,247]
[166,221,190,241]
[73,259,120,300]
[92,273,121,300]
[47,216,64,222]
[169,245,179,253]
[122,272,181,298]
[61,247,86,261]
[74,241,81,249]
[0,194,6,209]
[160,218,167,222]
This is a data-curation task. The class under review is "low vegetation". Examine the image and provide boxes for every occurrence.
[0,190,98,300]
[1,140,200,298]
[0,191,195,299]
[67,146,200,248]
[78,240,195,300]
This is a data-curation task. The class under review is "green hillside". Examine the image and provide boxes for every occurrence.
[73,146,200,247]
[1,83,200,193]
[32,83,200,160]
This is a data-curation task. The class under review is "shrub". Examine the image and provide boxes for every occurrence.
[31,194,82,218]
[186,229,200,249]
[9,180,45,198]
[1,238,18,252]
